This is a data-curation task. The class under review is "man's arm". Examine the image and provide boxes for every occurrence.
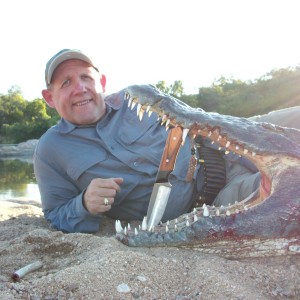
[34,151,102,233]
[44,192,102,233]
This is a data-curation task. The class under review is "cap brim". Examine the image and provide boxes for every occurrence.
[46,50,98,86]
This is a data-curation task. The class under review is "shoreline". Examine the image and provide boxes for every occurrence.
[0,140,38,157]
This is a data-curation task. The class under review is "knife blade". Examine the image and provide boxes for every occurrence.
[146,126,183,230]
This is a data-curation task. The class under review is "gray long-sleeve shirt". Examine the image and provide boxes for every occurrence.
[34,89,196,233]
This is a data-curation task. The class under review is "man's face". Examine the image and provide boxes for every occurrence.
[42,59,106,125]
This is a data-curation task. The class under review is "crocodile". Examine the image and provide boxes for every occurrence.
[115,84,300,258]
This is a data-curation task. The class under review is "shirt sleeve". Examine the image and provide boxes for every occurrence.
[34,150,102,233]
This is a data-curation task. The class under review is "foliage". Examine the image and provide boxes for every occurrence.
[0,86,59,143]
[192,67,300,117]
[1,65,300,143]
[155,80,184,97]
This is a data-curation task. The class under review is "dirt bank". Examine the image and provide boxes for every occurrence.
[0,199,299,299]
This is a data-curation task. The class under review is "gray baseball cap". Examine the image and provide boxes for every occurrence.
[45,49,99,86]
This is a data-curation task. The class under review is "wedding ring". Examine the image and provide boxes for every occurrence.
[104,198,109,206]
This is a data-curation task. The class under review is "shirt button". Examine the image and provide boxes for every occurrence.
[133,161,139,167]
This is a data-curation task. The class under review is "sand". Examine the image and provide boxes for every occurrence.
[0,199,300,299]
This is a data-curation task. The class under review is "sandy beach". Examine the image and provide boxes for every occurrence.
[0,199,300,299]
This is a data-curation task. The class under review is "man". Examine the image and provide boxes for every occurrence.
[35,49,201,233]
[34,49,273,233]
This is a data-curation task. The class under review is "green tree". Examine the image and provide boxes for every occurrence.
[25,99,52,122]
[0,88,60,143]
[155,80,184,98]
[2,66,300,143]
[170,80,184,97]
[7,85,23,96]
[155,81,170,94]
[0,88,26,126]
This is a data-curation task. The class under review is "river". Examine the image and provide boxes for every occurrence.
[0,157,40,202]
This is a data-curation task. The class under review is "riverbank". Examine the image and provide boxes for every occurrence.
[0,140,38,157]
[0,199,300,299]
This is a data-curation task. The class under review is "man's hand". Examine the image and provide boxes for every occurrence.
[83,178,124,215]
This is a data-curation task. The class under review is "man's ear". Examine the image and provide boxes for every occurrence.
[42,89,55,108]
[100,74,106,93]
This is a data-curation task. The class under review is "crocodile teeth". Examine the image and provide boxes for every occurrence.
[161,115,168,125]
[115,220,123,233]
[128,98,133,108]
[139,109,144,121]
[136,104,142,116]
[142,216,147,230]
[131,101,136,110]
[203,204,209,216]
[124,92,130,101]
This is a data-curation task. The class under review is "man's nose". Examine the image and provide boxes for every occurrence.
[74,80,87,93]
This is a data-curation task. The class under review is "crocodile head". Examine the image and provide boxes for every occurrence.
[115,84,300,257]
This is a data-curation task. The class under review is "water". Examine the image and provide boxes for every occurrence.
[0,157,41,202]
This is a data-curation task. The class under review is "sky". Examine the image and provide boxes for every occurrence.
[0,0,299,100]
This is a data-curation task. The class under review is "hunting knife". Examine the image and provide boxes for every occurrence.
[146,126,183,230]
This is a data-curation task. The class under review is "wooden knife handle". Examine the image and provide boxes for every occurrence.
[159,126,183,173]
